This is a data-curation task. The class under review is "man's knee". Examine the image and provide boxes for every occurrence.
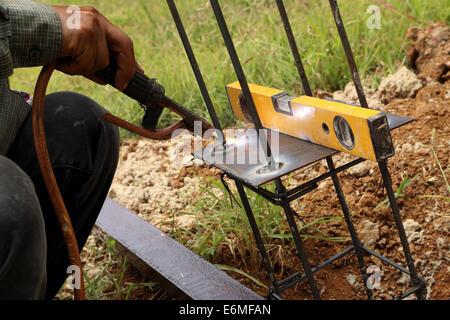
[0,156,46,299]
[0,156,42,223]
[44,91,120,172]
[45,91,120,148]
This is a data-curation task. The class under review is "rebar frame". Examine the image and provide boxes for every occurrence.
[166,0,426,300]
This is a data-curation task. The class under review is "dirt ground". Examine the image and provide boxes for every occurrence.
[95,22,449,300]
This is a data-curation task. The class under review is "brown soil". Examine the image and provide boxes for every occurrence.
[97,22,449,300]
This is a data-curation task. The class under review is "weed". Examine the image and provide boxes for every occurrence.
[215,264,267,288]
[175,176,348,275]
[374,173,420,211]
[418,128,450,202]
[56,235,159,300]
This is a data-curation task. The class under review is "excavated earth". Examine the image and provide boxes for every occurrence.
[83,22,449,300]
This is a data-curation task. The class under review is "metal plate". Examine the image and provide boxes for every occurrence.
[193,112,413,187]
[96,198,263,300]
[385,112,414,130]
[194,130,338,187]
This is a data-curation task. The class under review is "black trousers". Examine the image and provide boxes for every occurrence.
[0,92,119,299]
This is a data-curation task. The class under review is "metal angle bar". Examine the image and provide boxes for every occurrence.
[96,198,263,300]
[277,245,355,292]
[328,0,369,109]
[209,0,276,168]
[167,0,224,137]
[326,157,373,299]
[275,0,313,96]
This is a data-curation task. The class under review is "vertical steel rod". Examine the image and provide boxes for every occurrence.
[275,0,313,96]
[275,182,320,299]
[328,0,369,108]
[166,0,224,137]
[235,180,281,297]
[326,157,373,299]
[282,204,321,299]
[378,159,426,299]
[210,0,276,168]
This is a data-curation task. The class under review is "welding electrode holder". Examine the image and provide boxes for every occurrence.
[94,57,213,139]
[94,58,165,130]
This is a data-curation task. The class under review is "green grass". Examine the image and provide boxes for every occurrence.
[166,176,349,283]
[373,173,420,210]
[10,0,449,137]
[57,235,161,300]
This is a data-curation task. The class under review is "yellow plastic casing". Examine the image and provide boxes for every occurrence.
[226,81,391,161]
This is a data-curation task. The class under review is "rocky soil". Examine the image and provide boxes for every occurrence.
[82,22,449,300]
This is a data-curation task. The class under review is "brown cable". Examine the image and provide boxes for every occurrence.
[32,62,193,300]
[104,113,186,140]
[32,61,86,300]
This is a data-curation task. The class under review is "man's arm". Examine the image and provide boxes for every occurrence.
[0,1,141,155]
[0,0,141,88]
[52,5,142,90]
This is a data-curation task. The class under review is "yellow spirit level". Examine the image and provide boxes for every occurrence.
[226,81,394,161]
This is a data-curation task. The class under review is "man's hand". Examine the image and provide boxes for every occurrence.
[51,6,143,91]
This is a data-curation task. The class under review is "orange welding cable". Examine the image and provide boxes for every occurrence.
[32,61,86,300]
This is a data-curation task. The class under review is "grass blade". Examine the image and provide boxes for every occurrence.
[215,264,267,289]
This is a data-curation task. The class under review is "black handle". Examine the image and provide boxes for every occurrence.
[94,57,165,129]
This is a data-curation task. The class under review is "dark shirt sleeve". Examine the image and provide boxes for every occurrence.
[1,0,62,71]
[0,0,63,155]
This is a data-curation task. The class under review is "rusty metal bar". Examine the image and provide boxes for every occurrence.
[210,0,277,169]
[166,0,224,138]
[328,0,369,108]
[234,180,282,297]
[275,0,312,96]
[326,157,373,299]
[377,159,426,299]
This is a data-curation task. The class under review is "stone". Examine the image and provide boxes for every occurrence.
[358,220,380,250]
[348,162,371,177]
[397,273,410,286]
[436,237,446,249]
[404,219,421,237]
[408,230,425,244]
[377,66,424,103]
[413,142,429,155]
[346,274,358,286]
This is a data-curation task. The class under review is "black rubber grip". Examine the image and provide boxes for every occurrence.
[94,58,165,129]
